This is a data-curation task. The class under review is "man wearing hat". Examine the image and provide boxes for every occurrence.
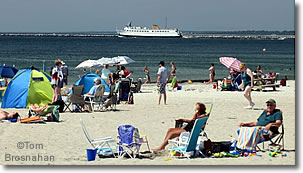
[239,99,282,134]
[157,61,170,105]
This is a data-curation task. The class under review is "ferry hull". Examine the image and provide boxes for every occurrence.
[118,34,182,38]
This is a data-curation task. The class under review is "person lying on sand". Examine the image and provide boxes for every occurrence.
[30,104,49,114]
[0,110,20,121]
[152,102,208,151]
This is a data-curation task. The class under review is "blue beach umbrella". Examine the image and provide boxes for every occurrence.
[0,65,18,78]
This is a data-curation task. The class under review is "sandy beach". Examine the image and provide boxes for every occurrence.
[0,80,295,165]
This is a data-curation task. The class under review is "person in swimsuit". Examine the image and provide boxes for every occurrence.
[240,63,255,109]
[170,61,176,78]
[209,63,215,83]
[51,59,63,103]
[144,66,151,83]
[152,103,207,151]
[0,110,20,121]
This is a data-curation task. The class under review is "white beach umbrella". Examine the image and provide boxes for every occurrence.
[75,59,101,69]
[97,57,115,66]
[112,56,135,65]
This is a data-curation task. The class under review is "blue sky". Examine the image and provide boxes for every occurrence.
[0,0,294,32]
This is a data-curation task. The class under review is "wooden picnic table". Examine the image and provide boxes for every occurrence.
[253,78,280,91]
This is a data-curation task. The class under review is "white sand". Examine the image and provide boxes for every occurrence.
[0,81,295,165]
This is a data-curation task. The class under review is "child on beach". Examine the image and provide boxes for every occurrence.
[152,102,207,151]
[144,66,151,83]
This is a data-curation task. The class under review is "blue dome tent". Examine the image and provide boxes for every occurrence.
[74,73,110,94]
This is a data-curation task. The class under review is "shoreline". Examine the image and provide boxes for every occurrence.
[0,33,295,40]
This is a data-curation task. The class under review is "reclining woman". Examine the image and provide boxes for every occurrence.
[152,102,207,151]
[29,104,59,121]
[30,104,49,114]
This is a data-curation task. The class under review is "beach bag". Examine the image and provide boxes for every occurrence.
[52,99,65,113]
[199,139,212,156]
[211,141,231,153]
[280,79,286,86]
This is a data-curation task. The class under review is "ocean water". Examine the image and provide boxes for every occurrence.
[0,35,295,83]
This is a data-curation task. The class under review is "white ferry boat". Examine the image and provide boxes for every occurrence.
[117,22,182,38]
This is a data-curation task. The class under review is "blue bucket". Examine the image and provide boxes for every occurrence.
[86,149,97,161]
[177,86,182,90]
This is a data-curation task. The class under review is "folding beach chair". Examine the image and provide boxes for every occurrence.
[257,123,284,151]
[119,78,131,102]
[103,82,119,111]
[117,124,150,158]
[80,118,117,157]
[168,117,209,159]
[64,85,85,112]
[84,84,106,112]
[28,105,60,122]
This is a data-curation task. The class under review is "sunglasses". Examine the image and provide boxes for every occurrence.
[267,104,274,107]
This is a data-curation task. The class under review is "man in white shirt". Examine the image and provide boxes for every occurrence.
[101,64,111,84]
[157,61,169,105]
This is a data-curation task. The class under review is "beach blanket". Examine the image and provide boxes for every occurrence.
[236,126,268,152]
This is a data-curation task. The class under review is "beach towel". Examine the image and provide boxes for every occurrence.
[236,126,264,152]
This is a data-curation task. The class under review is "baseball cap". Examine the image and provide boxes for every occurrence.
[266,99,276,104]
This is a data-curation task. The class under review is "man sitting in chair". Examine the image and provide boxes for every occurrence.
[239,99,282,135]
[84,78,101,97]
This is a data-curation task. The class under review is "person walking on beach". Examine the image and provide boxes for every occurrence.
[170,61,176,79]
[51,59,64,102]
[157,61,169,105]
[61,61,69,85]
[240,63,255,109]
[144,66,151,83]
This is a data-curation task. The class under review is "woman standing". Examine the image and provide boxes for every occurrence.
[170,61,176,78]
[240,63,255,109]
[51,59,63,102]
[208,63,215,83]
[144,66,151,83]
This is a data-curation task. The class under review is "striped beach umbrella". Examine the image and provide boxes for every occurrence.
[219,57,241,72]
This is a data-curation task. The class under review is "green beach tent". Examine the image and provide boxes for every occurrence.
[1,67,53,108]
